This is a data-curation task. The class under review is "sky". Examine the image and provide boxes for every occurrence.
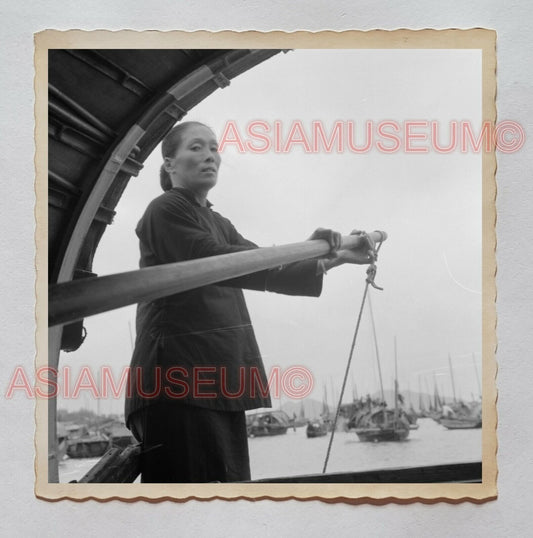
[56,49,483,415]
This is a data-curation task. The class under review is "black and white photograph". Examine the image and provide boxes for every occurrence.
[36,30,496,500]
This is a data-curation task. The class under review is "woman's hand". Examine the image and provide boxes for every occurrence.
[337,230,377,265]
[307,228,342,259]
[336,248,375,265]
[314,229,377,274]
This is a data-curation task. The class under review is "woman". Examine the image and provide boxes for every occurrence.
[125,121,375,483]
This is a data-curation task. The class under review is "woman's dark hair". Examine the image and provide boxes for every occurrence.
[159,121,210,191]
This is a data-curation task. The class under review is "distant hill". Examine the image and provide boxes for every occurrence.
[280,398,329,419]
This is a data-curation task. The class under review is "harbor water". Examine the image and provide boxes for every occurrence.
[58,418,481,482]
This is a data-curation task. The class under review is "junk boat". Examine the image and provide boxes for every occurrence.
[102,421,137,449]
[246,411,290,437]
[306,419,328,438]
[66,432,111,459]
[351,406,410,442]
[440,401,482,430]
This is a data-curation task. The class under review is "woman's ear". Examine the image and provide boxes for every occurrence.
[163,157,174,174]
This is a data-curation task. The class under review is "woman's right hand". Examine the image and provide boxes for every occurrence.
[337,230,377,265]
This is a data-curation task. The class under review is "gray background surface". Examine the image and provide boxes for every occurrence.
[1,1,531,536]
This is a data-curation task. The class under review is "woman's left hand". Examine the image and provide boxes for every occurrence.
[307,228,342,258]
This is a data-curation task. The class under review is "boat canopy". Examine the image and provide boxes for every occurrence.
[246,410,291,426]
[47,48,282,351]
[48,49,282,285]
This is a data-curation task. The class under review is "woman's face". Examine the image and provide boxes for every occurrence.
[165,124,221,193]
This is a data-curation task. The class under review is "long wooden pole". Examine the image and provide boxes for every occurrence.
[49,231,386,327]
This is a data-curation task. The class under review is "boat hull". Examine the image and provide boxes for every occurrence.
[440,418,481,430]
[66,439,111,459]
[248,426,287,437]
[350,407,411,442]
[354,426,410,442]
[306,431,327,438]
[247,410,291,437]
[306,422,328,438]
[110,435,137,449]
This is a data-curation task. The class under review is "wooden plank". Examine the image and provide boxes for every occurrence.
[78,444,141,483]
[77,448,123,483]
[248,462,482,483]
[78,451,479,484]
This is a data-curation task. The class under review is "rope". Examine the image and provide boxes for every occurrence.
[322,240,383,474]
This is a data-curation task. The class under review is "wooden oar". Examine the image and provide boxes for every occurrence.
[49,231,387,327]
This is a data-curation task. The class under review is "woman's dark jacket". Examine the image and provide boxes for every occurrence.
[124,187,323,425]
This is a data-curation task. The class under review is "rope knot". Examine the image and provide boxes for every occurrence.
[366,263,383,291]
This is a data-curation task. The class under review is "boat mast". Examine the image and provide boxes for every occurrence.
[472,352,481,398]
[330,376,337,418]
[368,293,385,404]
[418,375,424,414]
[448,353,457,404]
[424,375,433,412]
[433,373,442,410]
[96,369,101,417]
[322,384,329,417]
[351,372,358,402]
[368,293,386,426]
[394,336,399,426]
